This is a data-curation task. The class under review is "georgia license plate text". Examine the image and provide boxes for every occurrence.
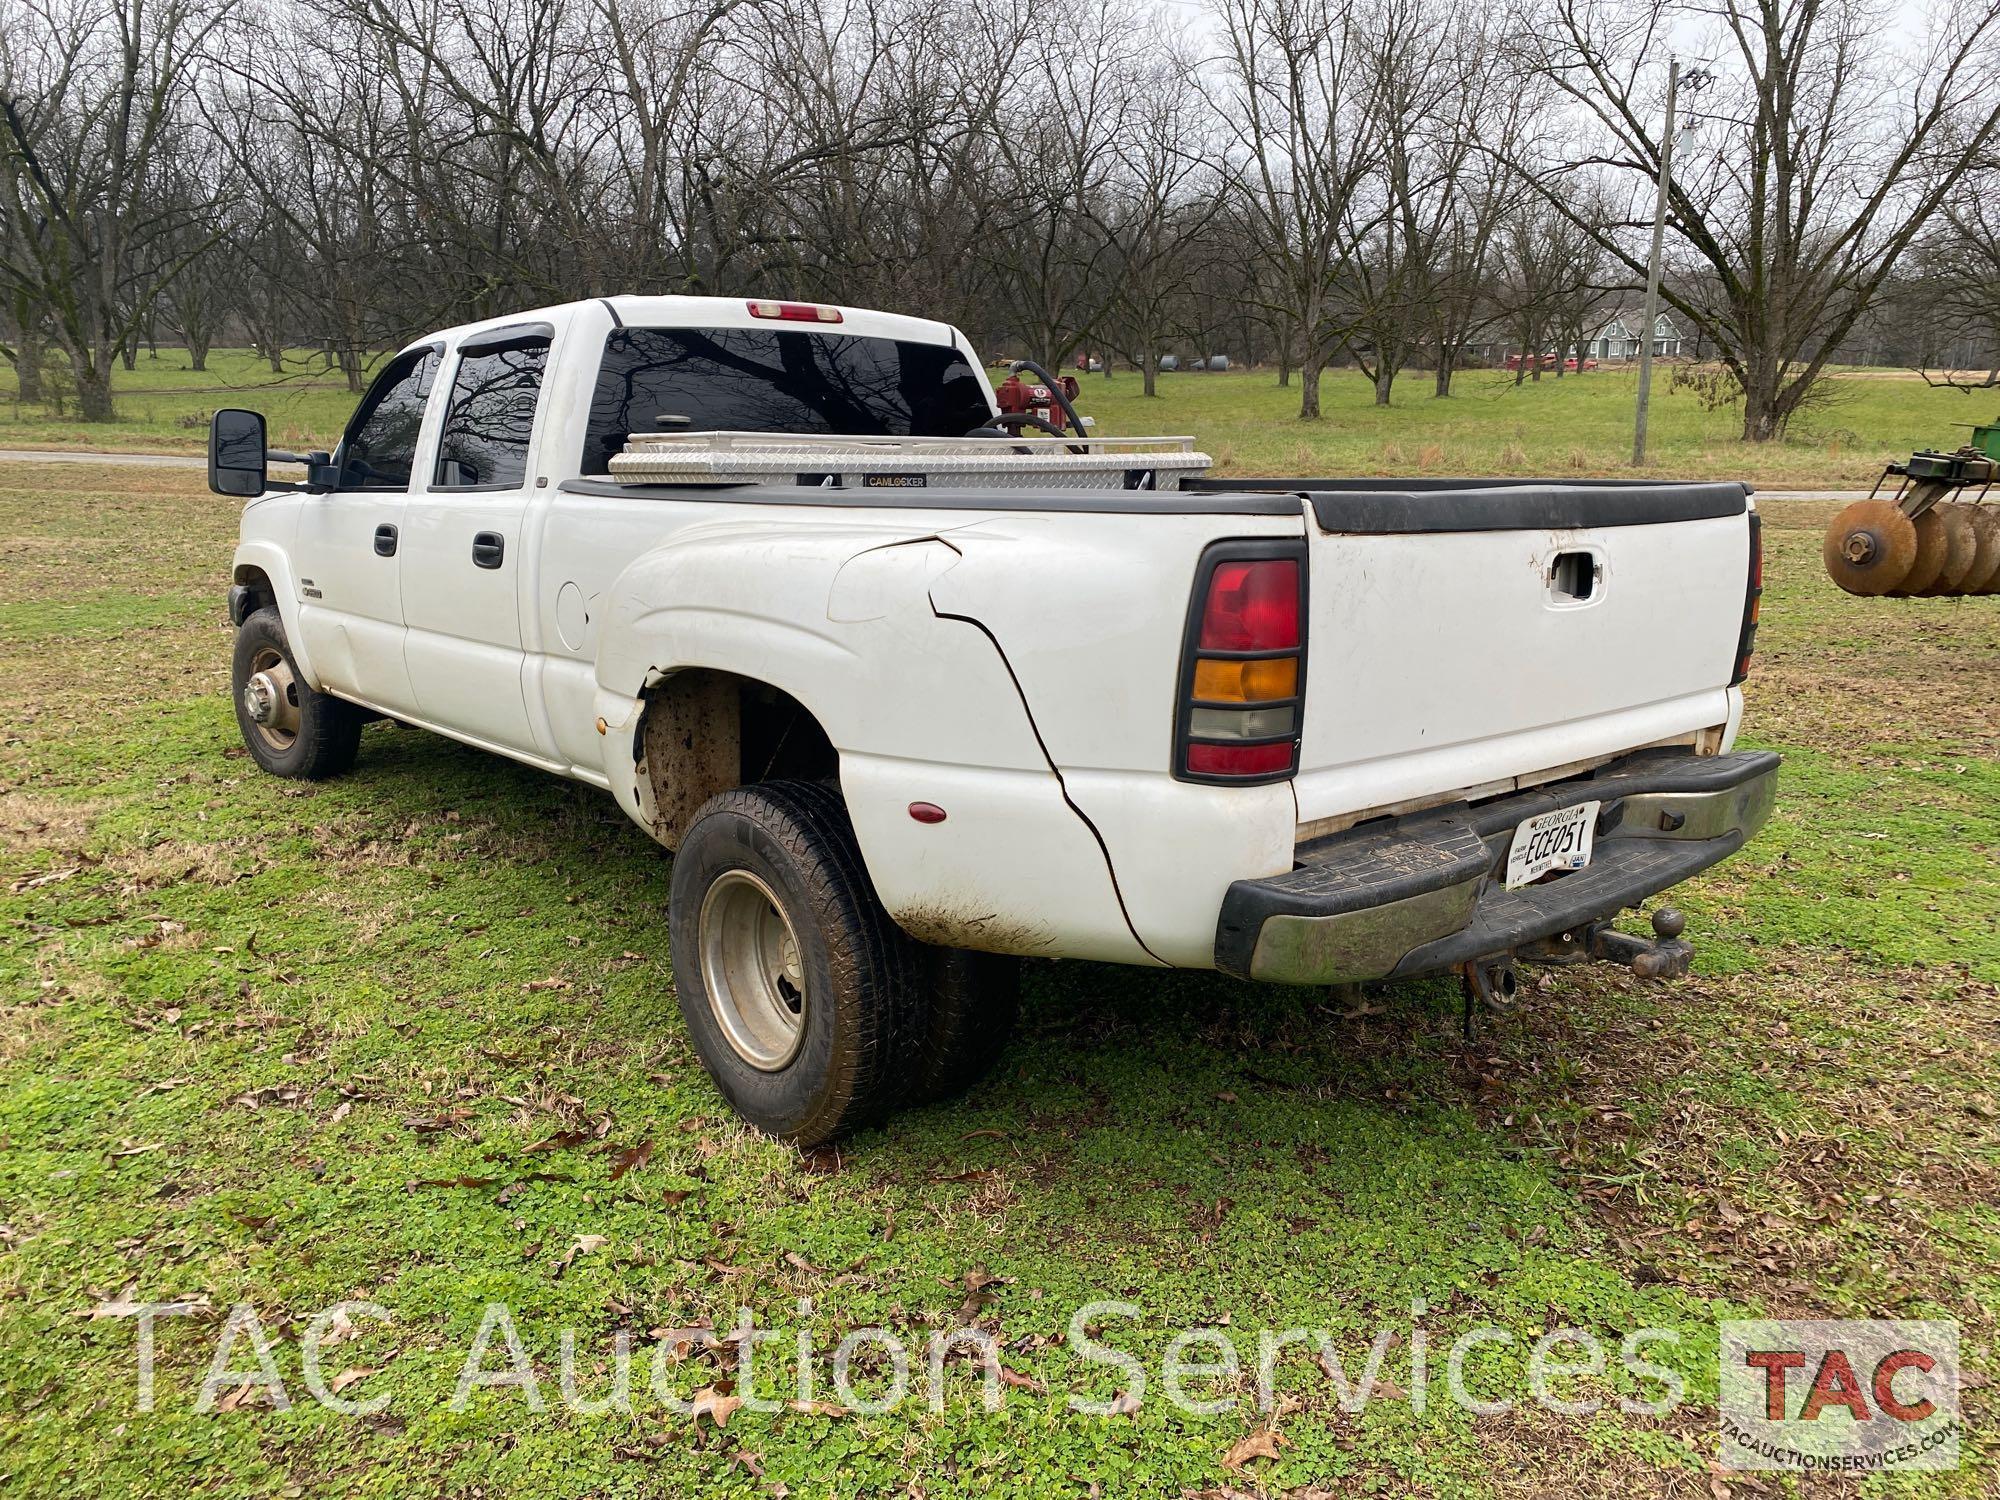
[1504,800,1600,890]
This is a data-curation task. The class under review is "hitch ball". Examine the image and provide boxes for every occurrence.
[1587,907,1694,980]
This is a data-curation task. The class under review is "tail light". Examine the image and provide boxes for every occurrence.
[1730,510,1762,686]
[747,300,843,323]
[1175,541,1307,783]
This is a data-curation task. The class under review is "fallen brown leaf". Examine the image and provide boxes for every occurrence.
[556,1233,611,1275]
[525,1128,592,1154]
[691,1384,741,1428]
[1222,1429,1285,1468]
[401,1109,471,1133]
[785,1398,850,1417]
[608,1139,654,1181]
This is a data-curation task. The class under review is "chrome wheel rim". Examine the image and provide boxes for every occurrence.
[697,869,807,1070]
[243,646,301,751]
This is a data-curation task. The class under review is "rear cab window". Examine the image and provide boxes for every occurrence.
[580,327,991,475]
[434,330,552,489]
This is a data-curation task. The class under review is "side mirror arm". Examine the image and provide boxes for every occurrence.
[268,450,339,494]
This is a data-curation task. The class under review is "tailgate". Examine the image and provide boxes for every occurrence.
[1287,482,1754,825]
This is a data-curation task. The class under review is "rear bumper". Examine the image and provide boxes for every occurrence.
[1214,749,1779,984]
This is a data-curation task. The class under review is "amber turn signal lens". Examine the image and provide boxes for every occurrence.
[1193,656,1297,703]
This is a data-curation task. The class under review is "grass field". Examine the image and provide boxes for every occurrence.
[0,465,1996,1497]
[4,347,1997,488]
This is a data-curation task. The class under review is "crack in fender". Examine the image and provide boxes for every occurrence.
[925,590,1169,969]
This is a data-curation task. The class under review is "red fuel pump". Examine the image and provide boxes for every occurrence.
[994,371,1065,430]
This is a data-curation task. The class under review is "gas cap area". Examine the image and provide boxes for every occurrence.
[556,581,590,650]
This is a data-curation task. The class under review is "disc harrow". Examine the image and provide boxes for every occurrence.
[1822,435,2000,597]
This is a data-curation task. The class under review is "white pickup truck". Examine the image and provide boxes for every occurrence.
[212,295,1776,1144]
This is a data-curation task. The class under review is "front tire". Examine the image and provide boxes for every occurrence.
[668,781,920,1145]
[231,608,363,779]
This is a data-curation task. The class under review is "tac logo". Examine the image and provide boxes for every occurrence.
[1718,1320,1961,1472]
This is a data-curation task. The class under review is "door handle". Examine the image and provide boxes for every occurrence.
[373,523,398,557]
[471,531,505,569]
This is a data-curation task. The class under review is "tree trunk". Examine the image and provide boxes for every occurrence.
[189,336,210,372]
[76,351,116,421]
[1739,358,1786,441]
[13,338,44,405]
[1373,365,1393,406]
[1741,388,1781,441]
[1141,352,1157,398]
[119,340,137,373]
[1433,353,1453,397]
[1298,361,1322,420]
[3,297,45,404]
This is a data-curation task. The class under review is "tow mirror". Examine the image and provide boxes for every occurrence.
[209,408,267,496]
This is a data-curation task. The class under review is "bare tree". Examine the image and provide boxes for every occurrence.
[1097,45,1225,394]
[0,0,227,418]
[1213,0,1382,418]
[1905,175,2000,387]
[1517,0,2000,439]
[1340,0,1495,405]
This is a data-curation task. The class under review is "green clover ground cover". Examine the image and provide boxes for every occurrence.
[0,468,1994,1497]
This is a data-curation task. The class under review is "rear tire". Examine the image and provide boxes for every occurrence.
[909,948,1020,1104]
[668,781,921,1145]
[231,608,363,779]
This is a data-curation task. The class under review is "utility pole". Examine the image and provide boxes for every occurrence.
[1631,57,1680,467]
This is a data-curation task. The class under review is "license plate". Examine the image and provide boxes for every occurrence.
[1504,801,1600,890]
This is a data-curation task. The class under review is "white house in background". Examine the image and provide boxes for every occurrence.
[1590,309,1684,361]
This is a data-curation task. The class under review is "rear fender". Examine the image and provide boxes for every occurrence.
[588,524,1051,814]
[587,522,1149,963]
[590,522,1045,764]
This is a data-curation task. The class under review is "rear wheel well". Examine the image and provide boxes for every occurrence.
[635,670,838,849]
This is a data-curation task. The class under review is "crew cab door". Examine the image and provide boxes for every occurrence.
[398,325,550,755]
[294,344,440,713]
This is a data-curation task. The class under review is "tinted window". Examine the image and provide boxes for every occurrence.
[581,328,992,474]
[339,347,439,490]
[434,335,551,488]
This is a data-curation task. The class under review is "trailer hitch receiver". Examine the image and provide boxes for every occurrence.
[1589,907,1692,980]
